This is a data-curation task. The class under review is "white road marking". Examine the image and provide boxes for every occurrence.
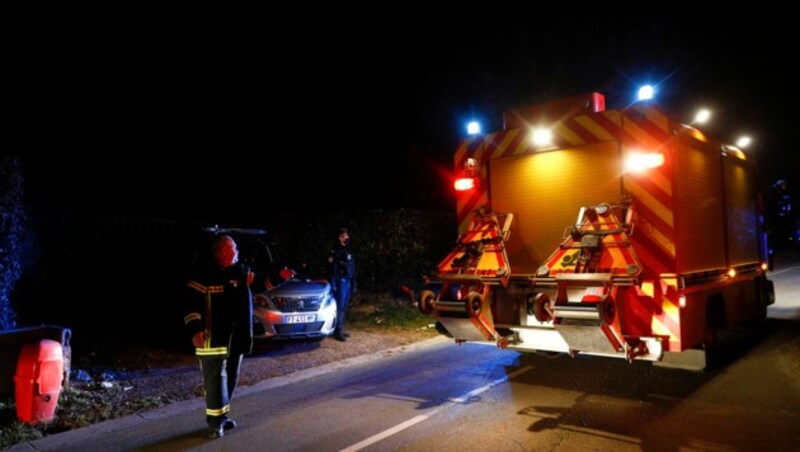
[340,365,533,452]
[340,415,429,452]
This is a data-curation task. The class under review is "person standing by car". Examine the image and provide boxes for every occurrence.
[183,235,253,439]
[328,228,356,342]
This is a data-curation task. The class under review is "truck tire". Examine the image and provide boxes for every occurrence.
[754,276,774,322]
[598,296,615,324]
[703,295,725,370]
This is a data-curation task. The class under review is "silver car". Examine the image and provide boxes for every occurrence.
[252,276,337,340]
[201,226,337,341]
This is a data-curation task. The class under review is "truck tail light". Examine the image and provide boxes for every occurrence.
[625,152,664,172]
[454,177,477,191]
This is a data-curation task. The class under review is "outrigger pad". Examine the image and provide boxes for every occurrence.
[438,317,495,342]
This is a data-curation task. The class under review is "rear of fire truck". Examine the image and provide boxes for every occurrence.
[419,92,775,369]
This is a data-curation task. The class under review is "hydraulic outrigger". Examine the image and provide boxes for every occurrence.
[420,208,513,345]
[528,201,660,362]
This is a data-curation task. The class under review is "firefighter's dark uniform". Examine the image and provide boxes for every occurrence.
[328,240,355,339]
[184,263,253,432]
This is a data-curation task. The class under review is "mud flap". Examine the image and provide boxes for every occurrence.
[655,350,707,371]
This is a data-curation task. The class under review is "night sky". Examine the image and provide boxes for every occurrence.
[12,7,800,223]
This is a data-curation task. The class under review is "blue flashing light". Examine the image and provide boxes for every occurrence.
[637,85,655,101]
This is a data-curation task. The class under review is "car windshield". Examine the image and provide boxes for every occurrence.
[241,241,303,282]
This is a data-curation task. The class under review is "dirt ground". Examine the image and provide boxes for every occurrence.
[82,326,440,409]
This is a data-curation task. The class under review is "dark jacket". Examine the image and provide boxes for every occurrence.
[184,263,254,357]
[328,243,355,281]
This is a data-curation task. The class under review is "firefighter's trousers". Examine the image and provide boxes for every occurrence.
[199,353,244,427]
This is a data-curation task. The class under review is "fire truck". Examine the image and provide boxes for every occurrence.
[420,93,775,368]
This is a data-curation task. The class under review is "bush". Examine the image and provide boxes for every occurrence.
[0,155,27,330]
[270,209,455,293]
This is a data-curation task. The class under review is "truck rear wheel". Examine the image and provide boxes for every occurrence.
[598,297,615,324]
[703,295,725,369]
[754,277,774,322]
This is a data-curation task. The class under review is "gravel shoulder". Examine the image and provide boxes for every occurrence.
[115,327,440,403]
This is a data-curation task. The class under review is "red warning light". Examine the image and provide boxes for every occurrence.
[454,178,476,191]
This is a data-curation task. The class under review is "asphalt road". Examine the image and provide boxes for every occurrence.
[768,262,800,320]
[10,266,800,451]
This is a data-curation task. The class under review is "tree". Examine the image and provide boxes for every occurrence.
[0,154,26,329]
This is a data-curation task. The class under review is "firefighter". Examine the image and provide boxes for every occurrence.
[327,228,356,342]
[183,235,254,439]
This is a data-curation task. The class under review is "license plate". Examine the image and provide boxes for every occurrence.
[286,314,316,324]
